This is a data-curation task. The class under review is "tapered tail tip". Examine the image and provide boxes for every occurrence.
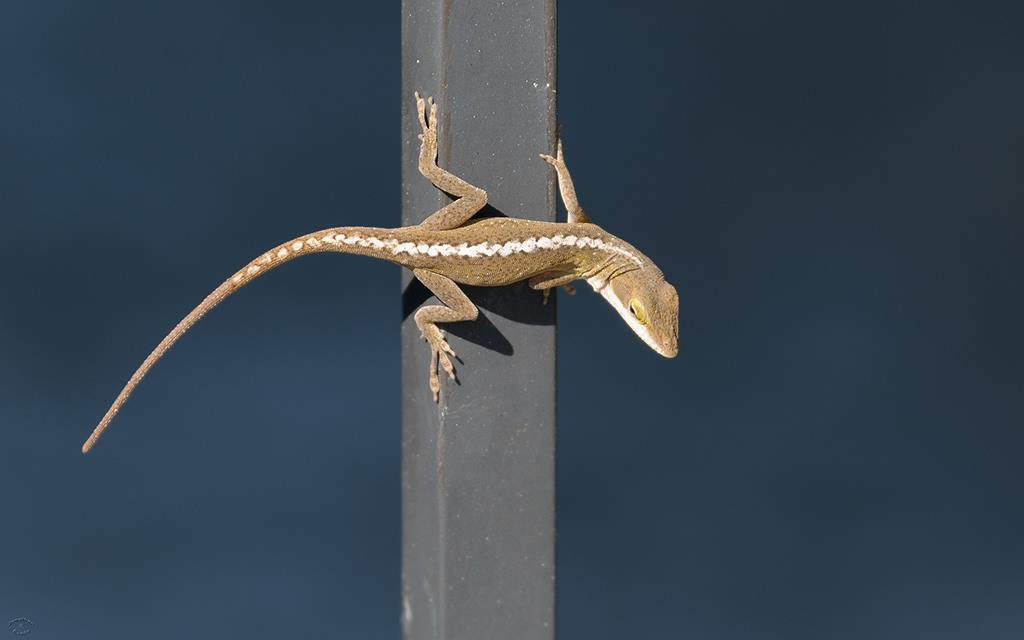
[81,429,101,455]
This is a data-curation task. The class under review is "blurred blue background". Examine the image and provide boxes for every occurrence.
[2,1,1022,638]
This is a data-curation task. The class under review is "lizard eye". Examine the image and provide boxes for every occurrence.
[628,298,647,324]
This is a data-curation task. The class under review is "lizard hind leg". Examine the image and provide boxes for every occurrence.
[412,269,479,401]
[413,92,488,231]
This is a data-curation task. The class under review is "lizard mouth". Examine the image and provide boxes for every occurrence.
[645,330,678,358]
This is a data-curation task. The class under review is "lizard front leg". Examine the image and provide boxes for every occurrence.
[529,270,579,304]
[539,137,589,224]
[414,92,488,231]
[412,268,479,401]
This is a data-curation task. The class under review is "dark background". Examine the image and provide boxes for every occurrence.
[2,1,1022,638]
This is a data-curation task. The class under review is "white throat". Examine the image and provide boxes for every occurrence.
[589,278,671,356]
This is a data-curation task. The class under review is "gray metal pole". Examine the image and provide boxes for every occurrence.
[400,0,557,638]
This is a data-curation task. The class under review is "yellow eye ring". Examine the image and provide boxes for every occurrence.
[628,298,647,324]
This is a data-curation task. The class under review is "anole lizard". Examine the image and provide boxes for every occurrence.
[81,92,679,454]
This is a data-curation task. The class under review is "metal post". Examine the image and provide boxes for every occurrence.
[400,0,557,638]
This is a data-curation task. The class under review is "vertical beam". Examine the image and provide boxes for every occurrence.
[400,1,557,639]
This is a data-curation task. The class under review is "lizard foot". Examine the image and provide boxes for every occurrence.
[542,284,577,305]
[414,91,438,143]
[421,325,456,401]
[538,137,565,171]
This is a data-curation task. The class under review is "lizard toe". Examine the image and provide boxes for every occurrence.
[439,352,456,380]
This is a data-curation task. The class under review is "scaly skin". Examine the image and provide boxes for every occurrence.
[81,92,679,454]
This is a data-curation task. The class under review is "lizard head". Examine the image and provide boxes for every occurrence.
[594,269,679,358]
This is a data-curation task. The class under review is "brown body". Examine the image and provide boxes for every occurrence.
[233,218,650,288]
[81,93,679,454]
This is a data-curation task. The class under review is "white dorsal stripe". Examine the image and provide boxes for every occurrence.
[235,231,643,285]
[303,232,642,267]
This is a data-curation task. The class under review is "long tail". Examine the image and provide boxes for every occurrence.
[82,226,382,454]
